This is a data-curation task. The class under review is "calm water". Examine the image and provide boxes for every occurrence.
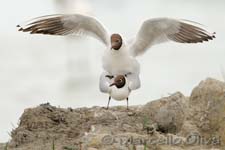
[0,0,225,142]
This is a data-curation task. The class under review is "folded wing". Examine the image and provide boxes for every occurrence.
[17,14,110,46]
[99,72,112,93]
[129,18,216,57]
[126,73,141,90]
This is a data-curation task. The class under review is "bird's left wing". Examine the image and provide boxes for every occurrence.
[126,73,141,90]
[17,14,110,46]
[129,18,215,57]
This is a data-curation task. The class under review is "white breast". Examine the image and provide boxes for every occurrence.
[110,85,130,101]
[102,45,140,75]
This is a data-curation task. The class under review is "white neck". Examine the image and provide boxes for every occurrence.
[110,42,128,56]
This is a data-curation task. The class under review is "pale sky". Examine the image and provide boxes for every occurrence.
[0,0,225,142]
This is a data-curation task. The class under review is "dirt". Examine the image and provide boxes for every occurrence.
[5,78,225,150]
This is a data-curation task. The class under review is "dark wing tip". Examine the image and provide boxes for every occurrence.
[178,22,216,43]
[212,32,216,38]
[205,32,216,41]
[17,16,66,35]
[18,28,23,31]
[17,25,24,31]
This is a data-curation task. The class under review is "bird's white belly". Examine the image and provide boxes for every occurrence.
[102,50,140,75]
[110,86,130,101]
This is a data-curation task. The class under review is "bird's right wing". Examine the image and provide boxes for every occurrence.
[17,14,110,47]
[99,72,112,93]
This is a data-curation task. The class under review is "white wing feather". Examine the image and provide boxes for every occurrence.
[129,18,215,57]
[126,73,141,90]
[18,14,110,46]
[99,72,112,93]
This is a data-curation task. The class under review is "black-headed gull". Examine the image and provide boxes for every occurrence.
[17,14,215,108]
[104,75,130,109]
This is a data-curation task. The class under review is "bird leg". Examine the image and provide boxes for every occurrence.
[126,97,129,110]
[106,96,111,110]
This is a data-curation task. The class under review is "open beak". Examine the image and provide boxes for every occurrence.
[110,83,116,87]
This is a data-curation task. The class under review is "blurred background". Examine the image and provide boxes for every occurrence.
[0,0,225,142]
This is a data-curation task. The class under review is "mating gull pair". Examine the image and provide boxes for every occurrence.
[17,14,215,109]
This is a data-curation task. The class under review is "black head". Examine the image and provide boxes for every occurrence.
[110,75,126,88]
[110,33,122,50]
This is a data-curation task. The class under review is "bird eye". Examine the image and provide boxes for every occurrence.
[116,40,119,42]
[119,79,122,82]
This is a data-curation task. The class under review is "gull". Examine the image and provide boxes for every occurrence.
[17,14,215,108]
[100,74,130,109]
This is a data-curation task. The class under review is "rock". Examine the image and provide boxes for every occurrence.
[0,143,7,149]
[88,148,98,150]
[6,78,225,149]
[141,92,187,134]
[189,78,225,142]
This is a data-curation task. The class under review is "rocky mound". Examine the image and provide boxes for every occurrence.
[6,78,225,150]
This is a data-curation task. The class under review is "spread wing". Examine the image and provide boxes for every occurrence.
[17,14,110,46]
[129,18,216,57]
